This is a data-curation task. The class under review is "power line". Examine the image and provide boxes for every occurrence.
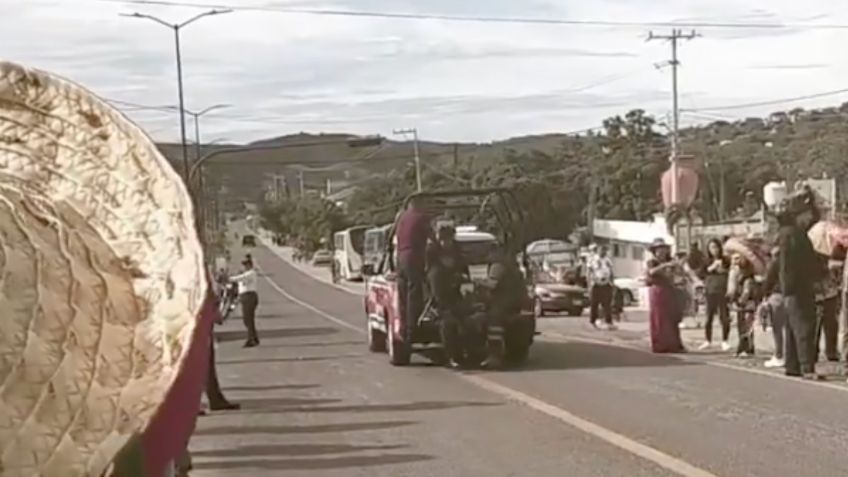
[682,87,848,112]
[94,0,848,30]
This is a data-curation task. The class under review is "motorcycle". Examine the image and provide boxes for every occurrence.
[217,282,239,323]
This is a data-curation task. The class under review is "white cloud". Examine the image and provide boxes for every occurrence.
[3,0,848,144]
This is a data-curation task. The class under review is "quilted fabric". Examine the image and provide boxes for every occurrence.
[0,61,205,476]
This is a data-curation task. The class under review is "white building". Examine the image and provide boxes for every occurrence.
[592,214,673,278]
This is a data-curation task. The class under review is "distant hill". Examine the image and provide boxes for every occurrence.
[155,131,574,200]
[156,100,848,214]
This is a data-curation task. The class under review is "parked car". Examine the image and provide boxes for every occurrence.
[311,249,333,266]
[532,275,587,317]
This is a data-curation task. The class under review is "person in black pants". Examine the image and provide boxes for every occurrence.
[426,225,470,367]
[700,238,731,351]
[230,257,259,347]
[395,197,434,346]
[588,245,616,330]
[814,255,841,362]
[777,189,823,380]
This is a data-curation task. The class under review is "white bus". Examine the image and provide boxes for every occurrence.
[333,226,368,281]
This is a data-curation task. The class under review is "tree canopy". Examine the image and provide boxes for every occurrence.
[258,104,848,250]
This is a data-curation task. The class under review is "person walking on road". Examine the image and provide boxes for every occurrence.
[777,190,822,380]
[646,238,686,354]
[588,245,616,330]
[396,196,434,343]
[700,238,731,351]
[230,257,260,347]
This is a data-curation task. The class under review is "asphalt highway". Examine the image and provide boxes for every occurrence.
[190,245,848,477]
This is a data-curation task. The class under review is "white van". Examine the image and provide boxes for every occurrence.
[333,226,368,281]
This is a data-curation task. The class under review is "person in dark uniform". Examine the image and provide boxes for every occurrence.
[476,251,528,367]
[426,224,470,367]
[777,188,823,380]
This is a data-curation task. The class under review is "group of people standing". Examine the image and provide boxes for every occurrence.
[647,188,838,381]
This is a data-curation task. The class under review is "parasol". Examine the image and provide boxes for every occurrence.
[723,236,767,275]
[807,220,848,257]
[0,62,207,476]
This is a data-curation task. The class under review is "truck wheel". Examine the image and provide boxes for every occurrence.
[387,318,411,366]
[567,307,583,317]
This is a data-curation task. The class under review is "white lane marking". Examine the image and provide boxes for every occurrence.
[463,373,720,477]
[258,265,362,334]
[257,257,722,477]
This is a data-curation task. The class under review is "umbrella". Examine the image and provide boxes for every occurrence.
[723,236,767,275]
[0,61,206,476]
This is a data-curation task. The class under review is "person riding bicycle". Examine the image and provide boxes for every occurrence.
[426,224,471,367]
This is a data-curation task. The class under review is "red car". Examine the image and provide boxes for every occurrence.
[362,189,537,367]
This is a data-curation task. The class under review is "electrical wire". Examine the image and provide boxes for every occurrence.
[94,0,848,30]
[682,88,848,112]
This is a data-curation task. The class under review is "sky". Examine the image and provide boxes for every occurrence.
[3,0,848,145]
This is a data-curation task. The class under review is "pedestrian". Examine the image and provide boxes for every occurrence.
[588,245,616,330]
[777,188,823,380]
[731,255,760,357]
[646,238,686,354]
[814,254,840,363]
[700,238,731,351]
[762,247,786,368]
[230,257,260,347]
[395,196,434,348]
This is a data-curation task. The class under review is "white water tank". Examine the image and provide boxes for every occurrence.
[763,181,787,208]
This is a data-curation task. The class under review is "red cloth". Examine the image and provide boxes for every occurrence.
[139,285,217,477]
[648,285,685,353]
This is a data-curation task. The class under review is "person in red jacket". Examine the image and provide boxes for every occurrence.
[395,197,434,342]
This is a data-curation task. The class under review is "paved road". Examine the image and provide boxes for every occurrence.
[191,245,848,477]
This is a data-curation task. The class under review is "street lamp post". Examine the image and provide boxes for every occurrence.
[393,128,422,192]
[120,9,232,180]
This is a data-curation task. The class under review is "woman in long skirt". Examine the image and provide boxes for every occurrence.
[646,238,686,353]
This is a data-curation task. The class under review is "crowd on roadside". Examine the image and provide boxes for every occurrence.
[641,186,846,382]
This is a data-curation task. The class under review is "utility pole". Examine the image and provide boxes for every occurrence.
[453,143,459,171]
[648,29,698,206]
[393,128,422,192]
[298,170,305,197]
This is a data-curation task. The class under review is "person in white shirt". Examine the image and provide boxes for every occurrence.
[588,245,616,330]
[230,257,260,347]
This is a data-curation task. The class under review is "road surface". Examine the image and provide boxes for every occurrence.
[190,245,848,477]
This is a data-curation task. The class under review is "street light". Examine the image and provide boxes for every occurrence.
[393,128,422,192]
[120,8,233,180]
